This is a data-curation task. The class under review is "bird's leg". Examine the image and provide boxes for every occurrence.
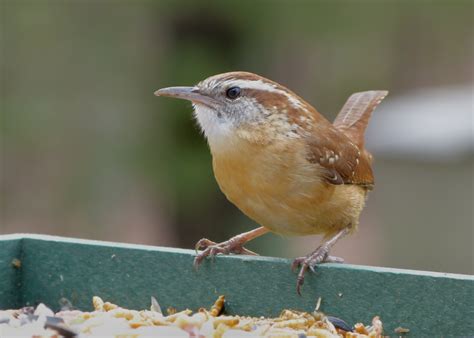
[292,227,350,295]
[194,227,269,269]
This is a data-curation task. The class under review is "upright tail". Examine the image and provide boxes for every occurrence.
[333,90,388,148]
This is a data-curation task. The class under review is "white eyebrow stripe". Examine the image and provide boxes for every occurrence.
[221,79,307,110]
[222,79,279,92]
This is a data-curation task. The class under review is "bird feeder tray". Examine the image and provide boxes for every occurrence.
[0,234,472,336]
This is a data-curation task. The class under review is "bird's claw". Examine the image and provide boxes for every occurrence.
[292,245,344,295]
[195,238,217,254]
[193,237,258,270]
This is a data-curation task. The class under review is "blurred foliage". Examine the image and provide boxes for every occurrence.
[1,0,472,273]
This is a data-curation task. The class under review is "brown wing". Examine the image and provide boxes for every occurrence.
[333,90,388,147]
[305,126,374,189]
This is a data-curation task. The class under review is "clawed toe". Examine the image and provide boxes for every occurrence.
[325,255,344,263]
[293,256,312,295]
[195,238,217,253]
[291,257,305,272]
[193,237,259,270]
[293,246,345,295]
[193,244,224,269]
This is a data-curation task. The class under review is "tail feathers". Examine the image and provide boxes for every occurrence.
[333,90,388,147]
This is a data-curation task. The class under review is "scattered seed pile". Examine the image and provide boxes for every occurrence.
[0,296,384,337]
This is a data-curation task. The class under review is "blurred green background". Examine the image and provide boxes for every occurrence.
[1,0,472,274]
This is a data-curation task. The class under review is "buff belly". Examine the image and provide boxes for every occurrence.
[212,143,368,237]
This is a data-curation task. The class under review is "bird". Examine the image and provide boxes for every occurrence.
[155,71,388,294]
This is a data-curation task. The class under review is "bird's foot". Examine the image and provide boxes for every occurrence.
[193,236,258,269]
[292,244,344,295]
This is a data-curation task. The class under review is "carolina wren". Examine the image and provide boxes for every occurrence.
[155,72,387,293]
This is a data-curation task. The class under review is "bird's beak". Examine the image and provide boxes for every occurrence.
[154,86,218,107]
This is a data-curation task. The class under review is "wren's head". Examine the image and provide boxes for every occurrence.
[155,72,317,150]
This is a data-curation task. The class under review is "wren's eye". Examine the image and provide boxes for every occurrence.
[226,86,241,100]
